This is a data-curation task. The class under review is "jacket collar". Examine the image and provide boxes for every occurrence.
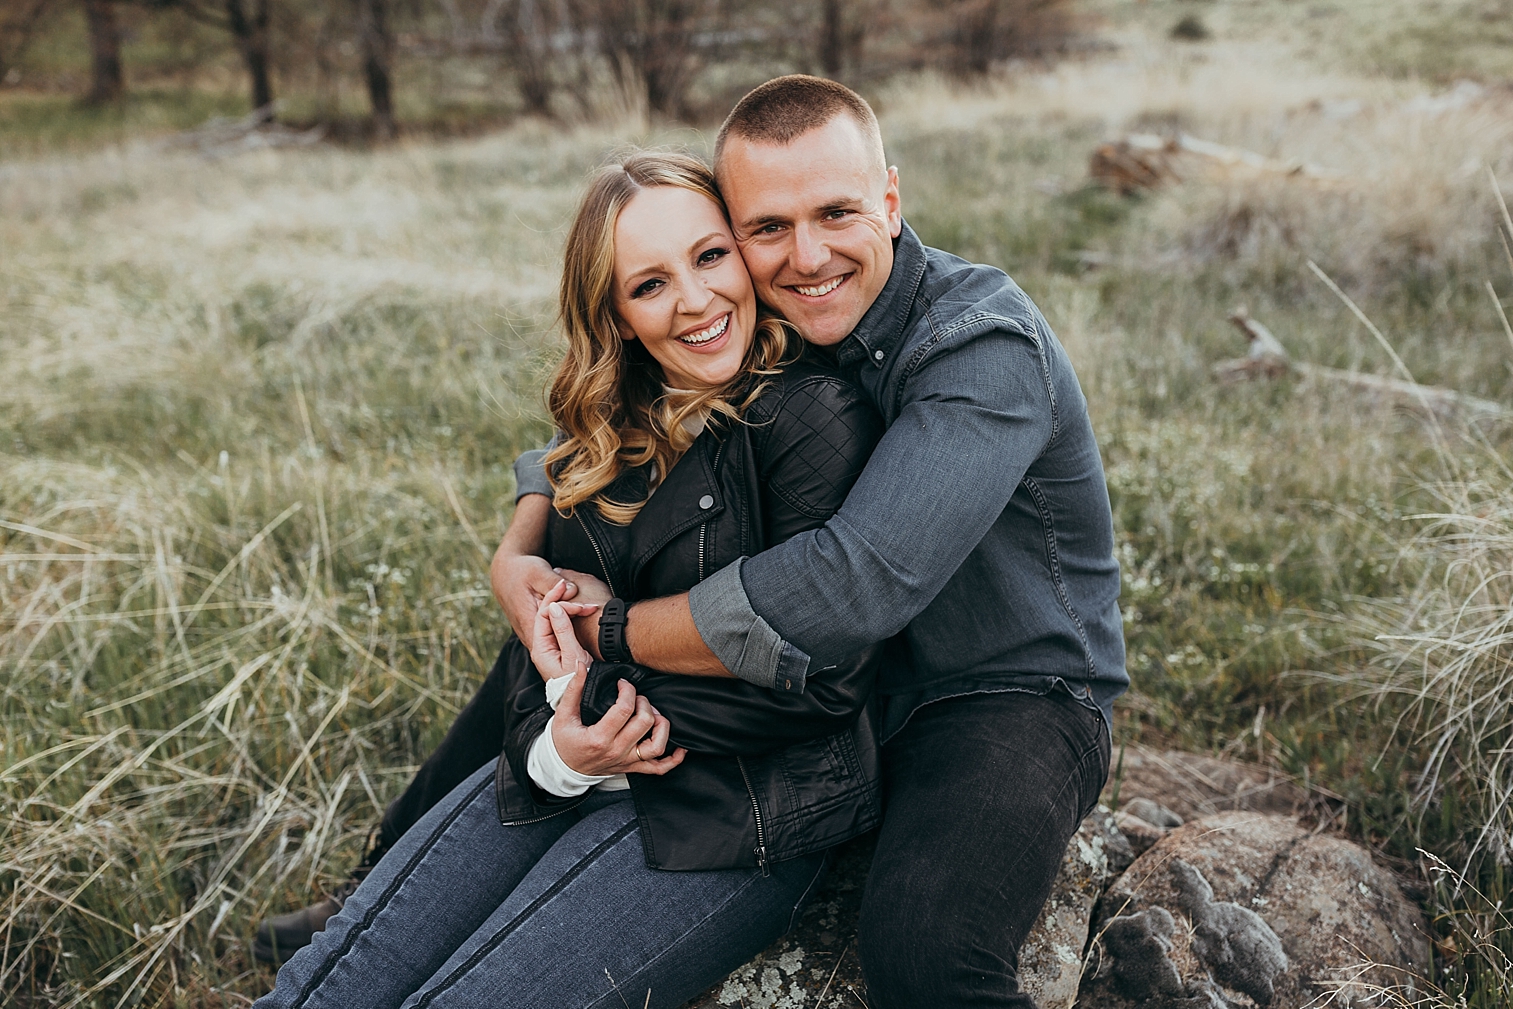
[834,219,928,372]
[577,433,728,592]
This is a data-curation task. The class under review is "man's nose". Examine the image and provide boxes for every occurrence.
[791,223,828,276]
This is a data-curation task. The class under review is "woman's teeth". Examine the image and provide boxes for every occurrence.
[795,276,844,298]
[679,314,729,346]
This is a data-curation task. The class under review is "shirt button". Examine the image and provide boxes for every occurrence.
[873,349,885,361]
[698,494,715,509]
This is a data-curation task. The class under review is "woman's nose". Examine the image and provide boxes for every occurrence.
[674,274,715,316]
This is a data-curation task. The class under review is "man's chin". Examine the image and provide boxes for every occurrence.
[778,305,859,348]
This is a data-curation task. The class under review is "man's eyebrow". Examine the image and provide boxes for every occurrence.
[738,212,789,231]
[817,198,863,214]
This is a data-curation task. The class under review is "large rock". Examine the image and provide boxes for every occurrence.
[1019,806,1132,1008]
[680,834,873,1009]
[680,809,1130,1009]
[1106,746,1312,823]
[1080,812,1431,1008]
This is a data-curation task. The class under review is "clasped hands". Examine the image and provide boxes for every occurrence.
[528,576,685,778]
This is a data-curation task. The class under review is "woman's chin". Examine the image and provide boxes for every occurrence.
[666,346,747,390]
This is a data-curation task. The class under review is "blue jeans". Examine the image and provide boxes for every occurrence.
[255,764,828,1009]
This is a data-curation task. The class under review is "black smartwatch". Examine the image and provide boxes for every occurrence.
[598,597,632,663]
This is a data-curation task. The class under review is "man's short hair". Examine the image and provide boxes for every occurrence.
[714,75,885,173]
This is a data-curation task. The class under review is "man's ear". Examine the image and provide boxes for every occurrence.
[884,166,902,238]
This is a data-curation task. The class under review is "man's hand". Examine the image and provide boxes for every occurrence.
[496,554,573,642]
[550,660,686,777]
[548,568,611,658]
[492,494,580,644]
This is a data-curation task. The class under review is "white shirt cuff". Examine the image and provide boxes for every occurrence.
[527,674,630,796]
[527,721,613,797]
[545,673,574,709]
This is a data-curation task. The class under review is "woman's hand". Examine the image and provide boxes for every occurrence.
[532,586,685,777]
[550,658,686,776]
[529,581,601,681]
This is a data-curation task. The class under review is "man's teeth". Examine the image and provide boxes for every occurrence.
[680,314,729,346]
[795,276,844,298]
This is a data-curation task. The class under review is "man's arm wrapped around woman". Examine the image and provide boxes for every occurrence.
[580,371,885,756]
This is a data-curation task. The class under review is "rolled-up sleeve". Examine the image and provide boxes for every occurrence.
[512,444,555,501]
[688,559,813,691]
[716,326,1056,671]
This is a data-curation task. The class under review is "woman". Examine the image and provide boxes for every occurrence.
[255,150,884,1009]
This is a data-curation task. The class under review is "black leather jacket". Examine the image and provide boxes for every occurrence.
[493,358,885,871]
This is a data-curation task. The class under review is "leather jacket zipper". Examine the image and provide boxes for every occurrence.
[576,513,619,598]
[696,444,724,583]
[735,756,771,876]
[697,523,707,582]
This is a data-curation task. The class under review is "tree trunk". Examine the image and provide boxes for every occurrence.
[83,0,123,103]
[224,0,273,116]
[819,0,843,75]
[509,0,552,116]
[356,0,394,138]
[0,1,56,87]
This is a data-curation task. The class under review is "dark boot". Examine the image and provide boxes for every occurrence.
[253,837,387,965]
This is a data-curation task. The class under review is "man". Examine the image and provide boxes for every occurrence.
[259,76,1124,1008]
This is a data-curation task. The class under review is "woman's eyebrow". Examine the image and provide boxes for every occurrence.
[687,231,727,252]
[620,262,667,291]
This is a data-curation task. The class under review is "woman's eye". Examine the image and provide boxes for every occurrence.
[632,278,663,298]
[697,247,728,266]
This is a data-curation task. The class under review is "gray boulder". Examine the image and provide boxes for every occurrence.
[1106,746,1311,823]
[680,808,1130,1009]
[1081,811,1431,1008]
[1017,805,1131,1008]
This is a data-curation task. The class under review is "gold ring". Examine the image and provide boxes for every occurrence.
[633,744,644,762]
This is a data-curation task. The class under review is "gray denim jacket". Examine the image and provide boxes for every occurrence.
[515,221,1127,740]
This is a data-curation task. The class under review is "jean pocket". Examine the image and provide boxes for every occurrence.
[1077,711,1112,821]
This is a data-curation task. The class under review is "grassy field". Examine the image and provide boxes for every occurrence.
[4,0,1513,1005]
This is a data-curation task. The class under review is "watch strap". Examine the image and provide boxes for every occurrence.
[598,597,632,663]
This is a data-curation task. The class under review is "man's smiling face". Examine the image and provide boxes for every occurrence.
[717,114,902,347]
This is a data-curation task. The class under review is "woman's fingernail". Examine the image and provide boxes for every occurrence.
[553,567,562,573]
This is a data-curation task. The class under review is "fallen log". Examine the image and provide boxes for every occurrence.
[1090,133,1345,195]
[1214,307,1510,421]
[161,105,326,158]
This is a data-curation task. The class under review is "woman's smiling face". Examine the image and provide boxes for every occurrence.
[611,186,757,390]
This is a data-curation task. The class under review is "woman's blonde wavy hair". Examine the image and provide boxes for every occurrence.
[544,150,796,525]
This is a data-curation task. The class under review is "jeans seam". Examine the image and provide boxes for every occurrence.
[786,854,829,933]
[579,867,772,1009]
[413,819,639,1008]
[289,770,495,1009]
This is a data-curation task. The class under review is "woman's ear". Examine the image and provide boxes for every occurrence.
[615,316,638,343]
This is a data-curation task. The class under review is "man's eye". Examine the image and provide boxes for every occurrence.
[697,247,729,266]
[825,209,851,221]
[757,223,784,235]
[632,278,663,298]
